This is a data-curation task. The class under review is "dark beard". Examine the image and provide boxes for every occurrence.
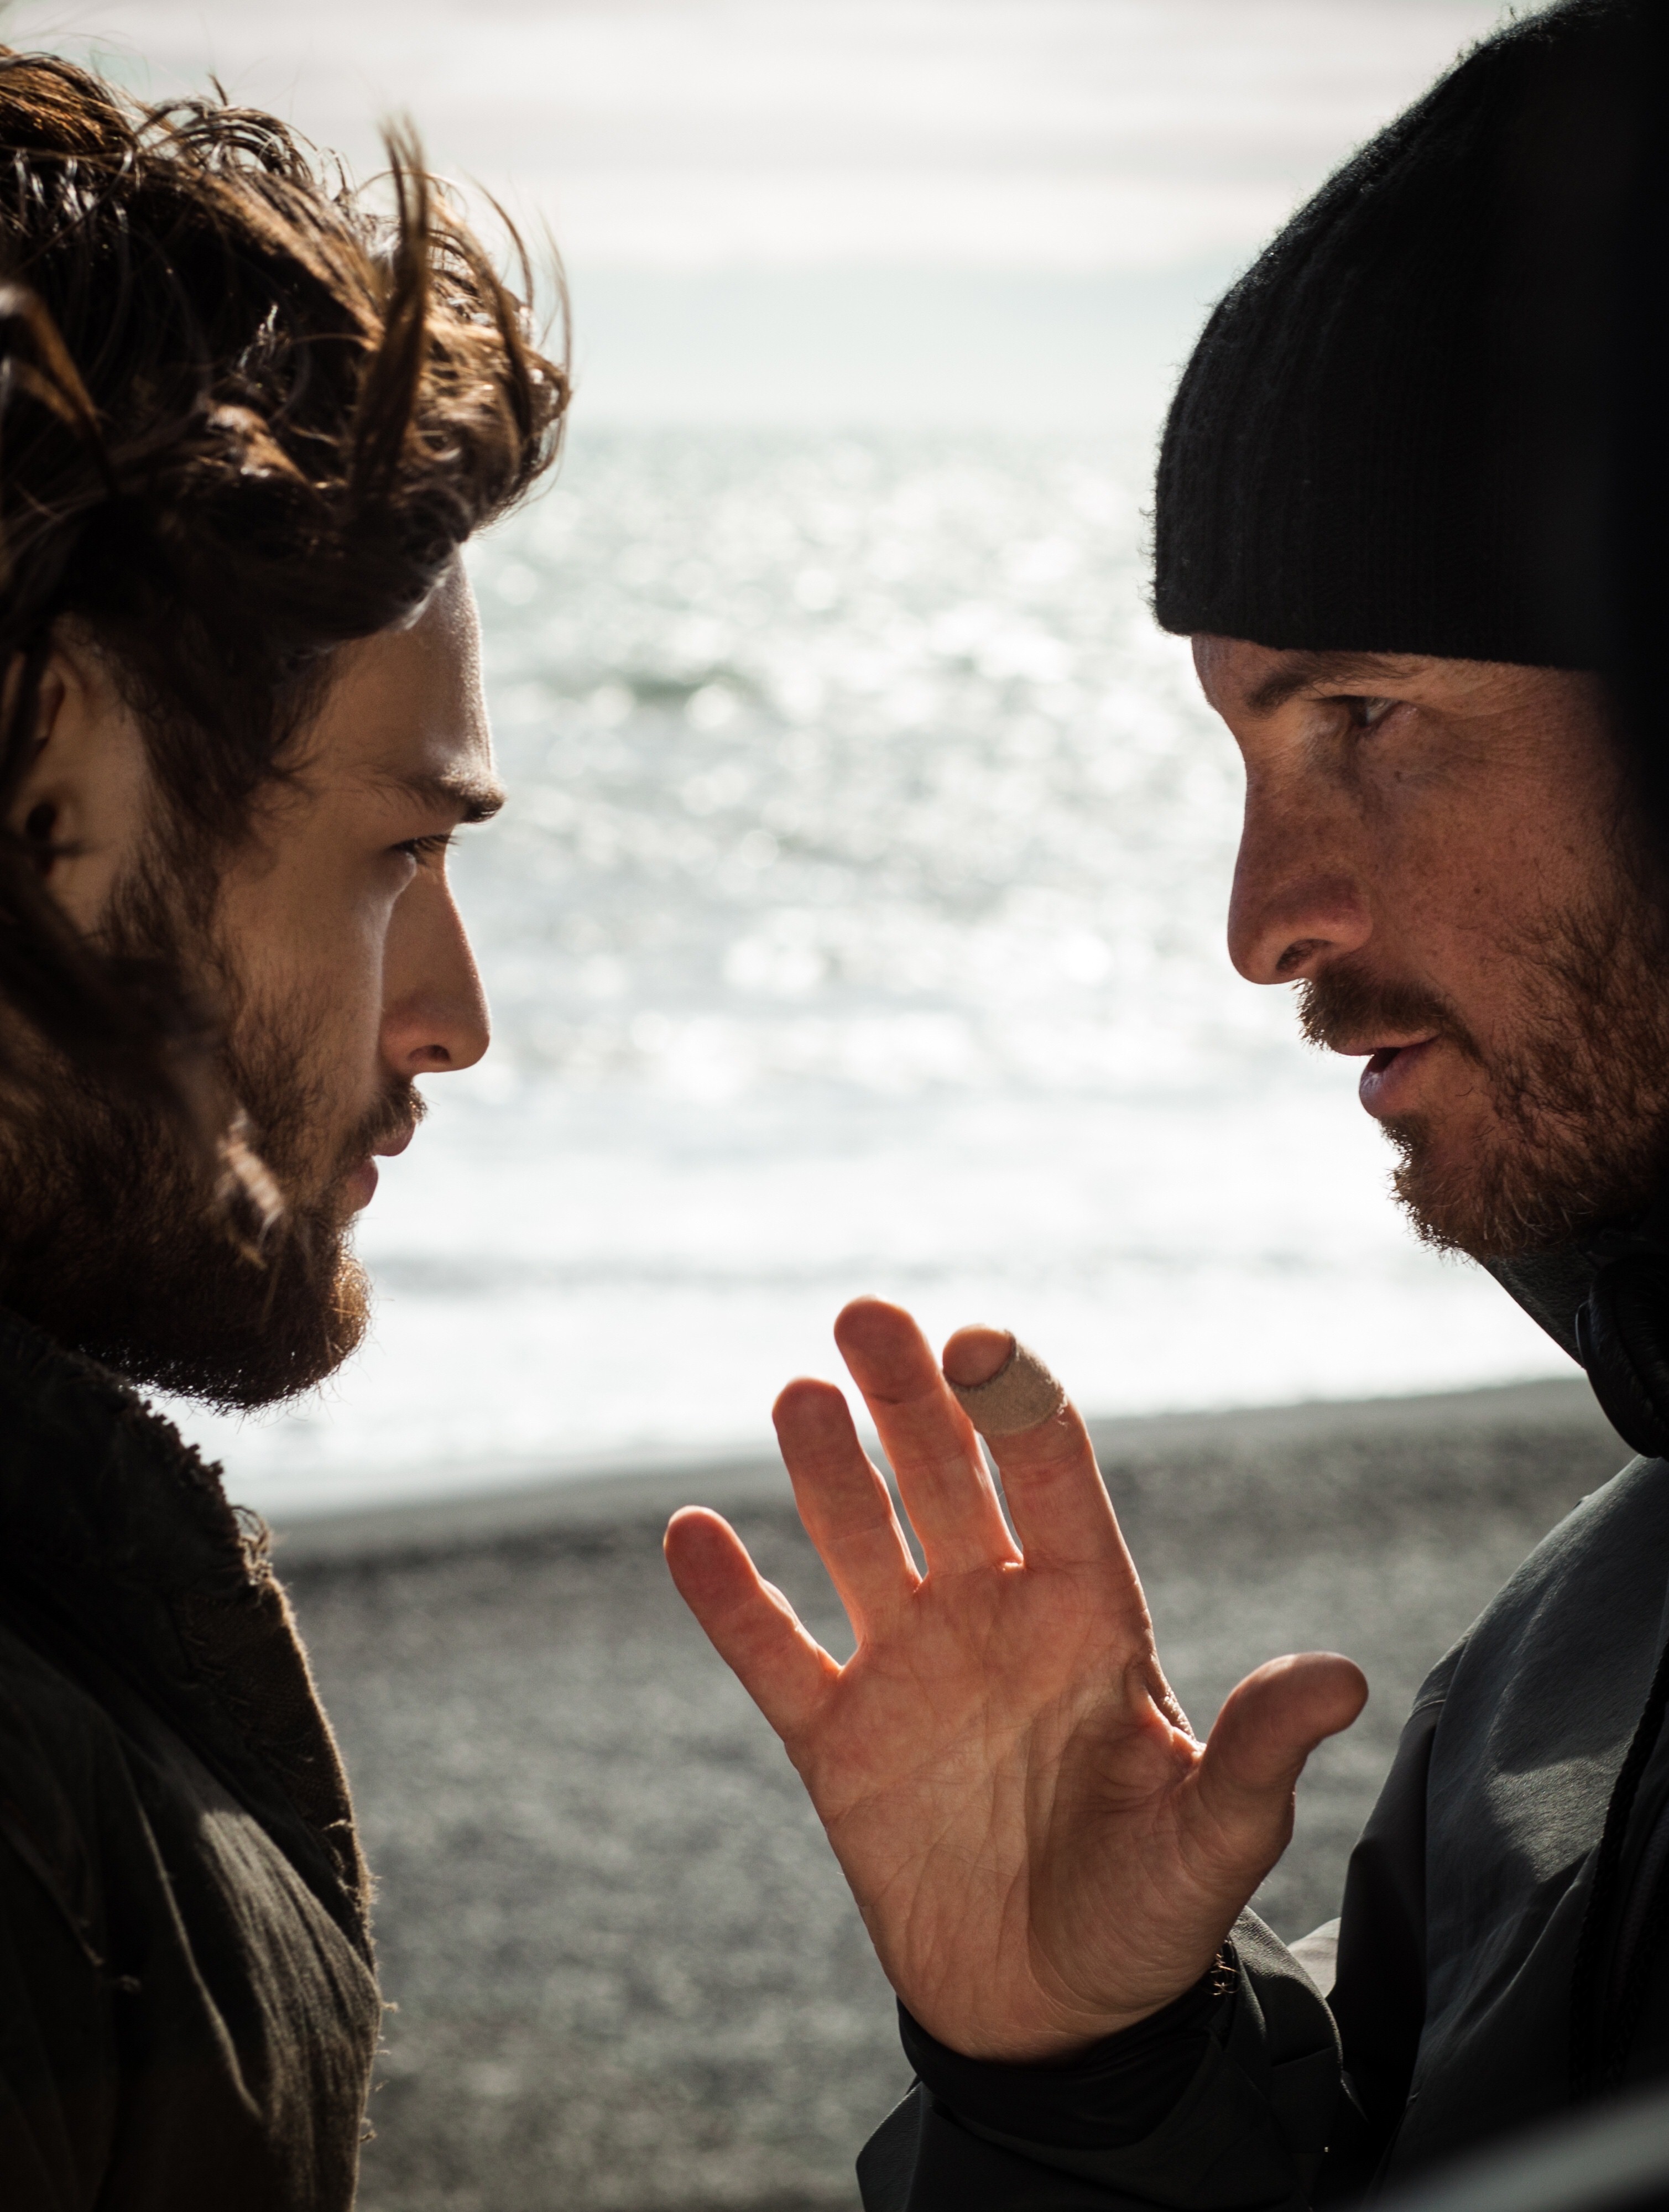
[1298,896,1669,1261]
[0,1003,416,1411]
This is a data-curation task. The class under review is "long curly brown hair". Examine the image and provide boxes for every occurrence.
[0,50,566,1119]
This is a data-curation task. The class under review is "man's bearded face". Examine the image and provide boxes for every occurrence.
[0,568,494,1406]
[1195,640,1669,1267]
[0,905,418,1407]
[1297,884,1669,1258]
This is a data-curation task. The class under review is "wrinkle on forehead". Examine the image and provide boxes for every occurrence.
[1192,637,1426,719]
[1243,651,1426,718]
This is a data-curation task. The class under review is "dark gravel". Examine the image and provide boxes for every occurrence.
[275,1380,1626,2212]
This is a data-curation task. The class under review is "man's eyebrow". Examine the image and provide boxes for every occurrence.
[380,768,507,823]
[1243,651,1415,717]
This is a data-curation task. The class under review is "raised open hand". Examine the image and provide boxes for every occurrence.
[664,1297,1365,2062]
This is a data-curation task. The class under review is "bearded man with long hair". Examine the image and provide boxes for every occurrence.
[0,54,564,2210]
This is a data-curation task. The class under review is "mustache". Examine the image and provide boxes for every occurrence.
[1296,966,1483,1065]
[347,1078,427,1164]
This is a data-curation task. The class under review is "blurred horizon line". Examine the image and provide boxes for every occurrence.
[557,256,1240,430]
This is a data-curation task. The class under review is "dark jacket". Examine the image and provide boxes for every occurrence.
[859,1259,1669,2209]
[0,1311,379,2209]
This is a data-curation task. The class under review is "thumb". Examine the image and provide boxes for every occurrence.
[1195,1652,1368,1847]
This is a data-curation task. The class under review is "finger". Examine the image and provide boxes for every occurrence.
[1195,1653,1368,1861]
[773,1376,921,1635]
[663,1507,837,1738]
[945,1327,1142,1593]
[834,1296,1019,1574]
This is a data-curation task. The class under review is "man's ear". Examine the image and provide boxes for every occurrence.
[6,629,152,935]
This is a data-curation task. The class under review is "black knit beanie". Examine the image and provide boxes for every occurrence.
[1152,0,1663,672]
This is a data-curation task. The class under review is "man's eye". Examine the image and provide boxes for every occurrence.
[396,832,455,861]
[1341,694,1396,731]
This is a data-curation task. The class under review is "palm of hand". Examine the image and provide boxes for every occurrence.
[665,1299,1365,2062]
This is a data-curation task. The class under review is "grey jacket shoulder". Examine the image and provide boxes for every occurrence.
[1391,1452,1669,2176]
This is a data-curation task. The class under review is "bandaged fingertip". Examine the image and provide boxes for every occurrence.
[946,1336,1068,1438]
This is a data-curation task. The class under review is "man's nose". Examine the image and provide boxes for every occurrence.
[380,875,491,1076]
[1227,782,1371,984]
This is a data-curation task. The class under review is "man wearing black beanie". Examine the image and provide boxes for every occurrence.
[668,3,1669,2204]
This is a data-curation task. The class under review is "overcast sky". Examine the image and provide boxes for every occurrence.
[3,2,1522,424]
[17,1,1515,272]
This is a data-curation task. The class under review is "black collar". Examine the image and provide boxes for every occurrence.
[1488,1194,1669,1460]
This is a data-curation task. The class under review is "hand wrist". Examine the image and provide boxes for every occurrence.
[900,1949,1237,2065]
[897,1955,1237,2153]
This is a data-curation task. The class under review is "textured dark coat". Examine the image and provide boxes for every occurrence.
[0,1311,379,2208]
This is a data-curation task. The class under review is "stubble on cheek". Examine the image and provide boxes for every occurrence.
[222,992,425,1262]
[1300,891,1669,1262]
[0,827,427,1406]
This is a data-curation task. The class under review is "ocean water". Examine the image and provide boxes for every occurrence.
[170,428,1571,1519]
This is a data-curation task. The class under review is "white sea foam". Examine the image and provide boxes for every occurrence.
[166,429,1571,1516]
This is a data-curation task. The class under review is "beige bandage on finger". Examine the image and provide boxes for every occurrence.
[946,1336,1068,1439]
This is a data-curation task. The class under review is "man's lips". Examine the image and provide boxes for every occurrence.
[345,1120,418,1213]
[1356,1036,1441,1118]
